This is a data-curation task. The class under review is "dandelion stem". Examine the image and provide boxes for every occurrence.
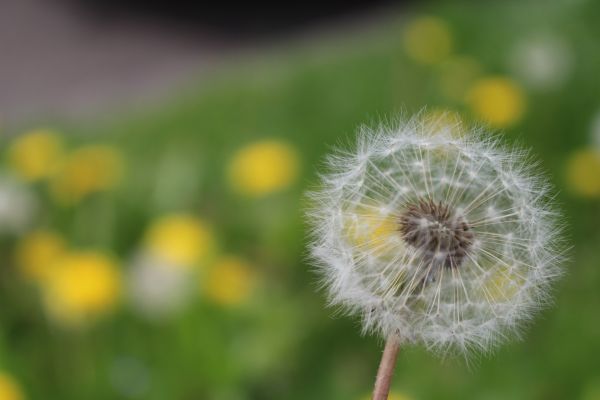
[372,336,400,400]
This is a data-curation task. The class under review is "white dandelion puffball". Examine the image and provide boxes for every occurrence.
[307,117,564,355]
[127,252,191,319]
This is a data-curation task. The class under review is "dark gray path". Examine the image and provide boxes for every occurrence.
[0,0,225,127]
[0,0,398,129]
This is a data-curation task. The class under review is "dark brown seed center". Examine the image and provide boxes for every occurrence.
[398,199,474,268]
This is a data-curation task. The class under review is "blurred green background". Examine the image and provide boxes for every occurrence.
[1,1,600,399]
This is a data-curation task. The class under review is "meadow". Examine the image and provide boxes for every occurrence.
[1,1,599,399]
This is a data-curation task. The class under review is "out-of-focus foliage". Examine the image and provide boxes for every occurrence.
[1,0,600,399]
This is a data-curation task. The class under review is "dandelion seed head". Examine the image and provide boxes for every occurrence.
[307,116,564,355]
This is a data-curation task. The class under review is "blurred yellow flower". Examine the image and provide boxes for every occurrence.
[0,372,24,400]
[438,56,482,101]
[43,251,121,325]
[227,140,300,196]
[145,214,215,268]
[421,109,465,137]
[565,149,600,198]
[8,129,63,182]
[50,145,124,204]
[403,16,453,65]
[205,256,254,306]
[15,230,67,282]
[466,77,526,128]
[361,391,412,400]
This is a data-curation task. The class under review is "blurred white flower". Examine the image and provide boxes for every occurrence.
[127,252,191,319]
[509,34,573,91]
[307,116,564,355]
[0,174,37,234]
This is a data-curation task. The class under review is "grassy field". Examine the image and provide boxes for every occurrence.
[1,1,600,399]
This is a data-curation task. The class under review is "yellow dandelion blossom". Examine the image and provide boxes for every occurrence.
[205,256,254,306]
[145,214,215,268]
[43,251,121,325]
[15,230,67,282]
[8,129,63,182]
[438,56,482,101]
[466,77,526,128]
[0,372,24,400]
[565,149,600,198]
[403,16,453,65]
[227,140,300,196]
[50,145,124,204]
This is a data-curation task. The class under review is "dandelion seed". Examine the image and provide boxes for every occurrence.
[307,116,564,399]
[421,109,465,138]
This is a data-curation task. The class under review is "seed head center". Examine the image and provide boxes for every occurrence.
[398,199,474,268]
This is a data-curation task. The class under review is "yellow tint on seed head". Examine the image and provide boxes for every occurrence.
[0,372,24,400]
[205,256,254,306]
[403,16,453,65]
[421,109,465,138]
[227,140,300,196]
[42,251,121,326]
[343,204,405,260]
[50,145,124,204]
[8,129,63,182]
[145,214,215,268]
[481,266,525,302]
[466,77,526,128]
[565,149,600,198]
[15,230,67,282]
